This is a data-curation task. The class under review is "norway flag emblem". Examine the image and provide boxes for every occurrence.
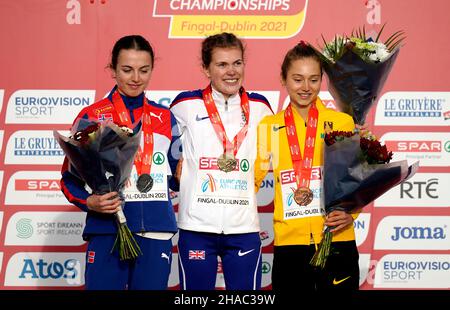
[87,251,95,263]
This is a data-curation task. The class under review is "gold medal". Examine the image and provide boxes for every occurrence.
[217,153,237,173]
[293,186,314,206]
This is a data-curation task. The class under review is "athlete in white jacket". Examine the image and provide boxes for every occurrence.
[170,32,273,290]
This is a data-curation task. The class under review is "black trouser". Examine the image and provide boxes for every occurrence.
[272,241,359,292]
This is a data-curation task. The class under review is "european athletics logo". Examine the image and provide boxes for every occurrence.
[201,173,217,193]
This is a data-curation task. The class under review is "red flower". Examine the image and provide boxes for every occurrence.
[72,123,100,145]
[325,130,393,164]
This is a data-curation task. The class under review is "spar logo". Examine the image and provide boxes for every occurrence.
[280,167,321,185]
[153,152,165,165]
[153,0,308,38]
[386,141,441,152]
[199,156,240,171]
[201,173,217,192]
[5,171,68,205]
[15,179,60,191]
[261,253,273,288]
[380,132,450,167]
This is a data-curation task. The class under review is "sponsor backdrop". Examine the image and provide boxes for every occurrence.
[0,0,449,290]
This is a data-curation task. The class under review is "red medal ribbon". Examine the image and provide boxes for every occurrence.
[111,90,153,176]
[202,85,250,156]
[284,101,319,188]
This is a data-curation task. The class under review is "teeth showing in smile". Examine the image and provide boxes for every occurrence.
[224,79,238,83]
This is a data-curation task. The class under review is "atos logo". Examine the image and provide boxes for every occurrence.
[401,178,438,199]
[19,258,80,280]
[386,141,441,152]
[391,226,446,241]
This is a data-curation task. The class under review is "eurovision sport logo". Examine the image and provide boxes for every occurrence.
[374,254,450,289]
[153,0,308,38]
[5,89,95,124]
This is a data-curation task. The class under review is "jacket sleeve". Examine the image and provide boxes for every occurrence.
[254,116,272,193]
[59,110,91,212]
[60,157,90,212]
[168,111,182,192]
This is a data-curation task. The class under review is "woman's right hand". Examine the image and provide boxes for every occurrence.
[86,192,122,214]
[175,157,183,183]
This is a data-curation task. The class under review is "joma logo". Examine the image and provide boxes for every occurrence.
[391,226,446,241]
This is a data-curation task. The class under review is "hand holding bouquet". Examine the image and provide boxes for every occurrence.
[308,25,415,269]
[310,129,418,269]
[54,119,142,260]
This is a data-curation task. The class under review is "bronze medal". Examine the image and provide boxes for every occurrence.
[217,153,237,173]
[136,173,153,193]
[293,186,314,206]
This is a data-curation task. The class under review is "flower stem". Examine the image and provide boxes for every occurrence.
[310,227,333,269]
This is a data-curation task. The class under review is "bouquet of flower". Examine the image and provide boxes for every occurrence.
[317,24,405,124]
[54,118,142,260]
[308,26,413,269]
[310,129,418,269]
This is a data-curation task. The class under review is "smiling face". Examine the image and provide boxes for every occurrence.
[203,47,244,99]
[282,57,322,108]
[111,49,153,97]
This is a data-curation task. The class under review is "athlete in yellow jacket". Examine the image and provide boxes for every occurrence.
[254,42,360,292]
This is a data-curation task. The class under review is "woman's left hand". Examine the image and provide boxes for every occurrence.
[324,209,354,233]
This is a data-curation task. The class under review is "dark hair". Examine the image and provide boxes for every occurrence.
[201,32,245,68]
[109,35,154,70]
[281,41,322,80]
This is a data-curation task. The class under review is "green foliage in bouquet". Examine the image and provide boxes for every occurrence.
[319,24,406,64]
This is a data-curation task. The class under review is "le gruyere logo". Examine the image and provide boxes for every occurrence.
[153,0,308,38]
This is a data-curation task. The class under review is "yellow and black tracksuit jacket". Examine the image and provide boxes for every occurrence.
[254,98,359,246]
